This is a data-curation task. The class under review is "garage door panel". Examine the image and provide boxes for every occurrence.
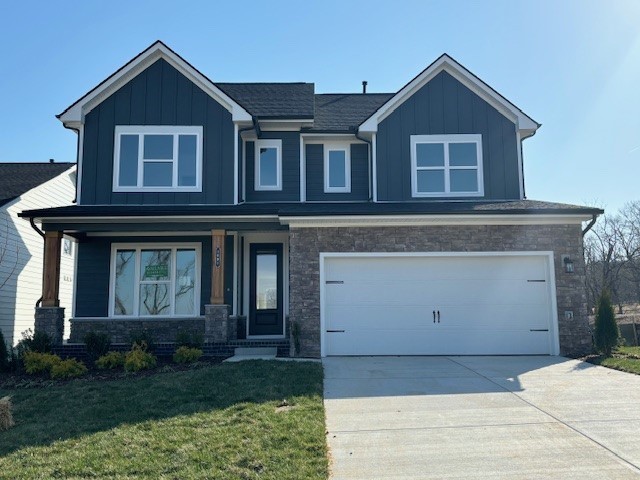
[323,254,556,356]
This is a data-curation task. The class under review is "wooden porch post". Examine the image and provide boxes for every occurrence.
[210,229,226,304]
[42,231,63,307]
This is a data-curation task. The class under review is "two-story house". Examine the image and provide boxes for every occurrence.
[21,41,602,357]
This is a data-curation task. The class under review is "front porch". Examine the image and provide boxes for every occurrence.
[28,207,293,353]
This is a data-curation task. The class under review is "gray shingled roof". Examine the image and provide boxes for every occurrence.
[216,83,315,119]
[307,93,394,132]
[0,162,75,207]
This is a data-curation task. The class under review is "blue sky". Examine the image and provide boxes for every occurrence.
[1,0,638,213]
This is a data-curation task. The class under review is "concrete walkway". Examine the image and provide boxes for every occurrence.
[323,356,640,479]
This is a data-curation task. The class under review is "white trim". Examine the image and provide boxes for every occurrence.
[108,242,201,318]
[242,138,247,202]
[233,123,239,205]
[59,41,251,126]
[112,126,203,192]
[372,133,377,202]
[324,142,351,193]
[319,251,559,357]
[254,139,282,191]
[410,134,484,198]
[516,129,525,199]
[88,231,218,237]
[359,54,539,136]
[71,241,79,317]
[232,233,239,316]
[280,213,594,228]
[31,214,280,223]
[242,232,289,339]
[76,125,84,204]
[300,136,306,202]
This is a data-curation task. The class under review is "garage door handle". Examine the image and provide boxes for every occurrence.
[530,329,549,332]
[433,310,436,323]
[326,330,345,333]
[437,310,440,323]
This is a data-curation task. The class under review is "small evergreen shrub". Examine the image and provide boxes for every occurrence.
[95,351,126,370]
[173,346,203,364]
[130,331,154,351]
[50,358,88,379]
[23,351,62,375]
[175,330,203,348]
[124,344,157,372]
[594,291,619,356]
[0,330,9,372]
[84,332,111,362]
[16,329,52,355]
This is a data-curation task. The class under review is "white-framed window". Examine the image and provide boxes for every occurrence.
[109,243,201,317]
[113,126,203,192]
[410,134,484,197]
[254,139,282,191]
[63,238,73,257]
[324,143,351,193]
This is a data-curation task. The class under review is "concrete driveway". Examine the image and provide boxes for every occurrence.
[323,356,640,479]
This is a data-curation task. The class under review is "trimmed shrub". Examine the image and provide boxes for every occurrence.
[16,329,52,355]
[95,351,126,370]
[173,346,203,364]
[0,396,14,431]
[23,351,62,375]
[594,291,619,356]
[0,330,9,372]
[50,358,88,380]
[130,330,154,352]
[124,344,157,372]
[84,332,111,362]
[175,330,203,348]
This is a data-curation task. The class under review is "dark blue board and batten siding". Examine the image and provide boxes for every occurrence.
[305,144,369,201]
[75,236,234,317]
[81,58,235,205]
[244,132,300,202]
[376,71,521,201]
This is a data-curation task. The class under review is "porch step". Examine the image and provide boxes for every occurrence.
[223,347,278,362]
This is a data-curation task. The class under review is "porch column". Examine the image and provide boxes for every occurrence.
[42,231,63,307]
[35,230,64,345]
[210,229,225,304]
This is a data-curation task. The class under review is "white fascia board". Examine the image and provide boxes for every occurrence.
[280,213,592,228]
[58,41,252,125]
[29,214,279,224]
[359,54,539,135]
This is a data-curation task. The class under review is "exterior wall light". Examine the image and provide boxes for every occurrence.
[563,256,574,273]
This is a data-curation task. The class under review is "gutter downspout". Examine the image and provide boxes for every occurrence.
[582,213,599,237]
[354,129,373,201]
[237,118,258,205]
[63,125,80,203]
[29,217,45,308]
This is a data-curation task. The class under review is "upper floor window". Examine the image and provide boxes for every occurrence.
[255,139,282,191]
[410,134,484,197]
[324,143,351,193]
[113,126,203,192]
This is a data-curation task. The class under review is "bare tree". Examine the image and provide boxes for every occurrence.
[619,201,640,303]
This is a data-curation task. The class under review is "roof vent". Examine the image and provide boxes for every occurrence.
[49,158,54,163]
[362,81,368,94]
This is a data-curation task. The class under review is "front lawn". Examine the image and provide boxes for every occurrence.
[0,360,328,479]
[587,346,640,375]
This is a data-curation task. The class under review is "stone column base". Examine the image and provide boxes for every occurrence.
[35,307,65,345]
[204,305,233,343]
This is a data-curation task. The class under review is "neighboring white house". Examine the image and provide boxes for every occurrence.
[0,162,76,345]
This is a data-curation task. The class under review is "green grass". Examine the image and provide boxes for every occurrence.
[0,361,328,479]
[587,346,640,375]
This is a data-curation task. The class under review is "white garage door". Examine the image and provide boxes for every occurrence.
[322,253,557,356]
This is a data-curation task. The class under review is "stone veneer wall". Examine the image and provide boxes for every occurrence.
[69,318,205,344]
[289,224,591,358]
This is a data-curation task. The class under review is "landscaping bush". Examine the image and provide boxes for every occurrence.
[50,358,88,379]
[124,344,157,372]
[594,291,619,356]
[130,330,154,351]
[0,330,9,372]
[16,329,52,355]
[84,332,111,362]
[175,330,203,348]
[173,346,203,364]
[95,351,126,370]
[0,396,14,431]
[23,351,62,375]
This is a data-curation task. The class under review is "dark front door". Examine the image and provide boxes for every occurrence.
[249,243,284,336]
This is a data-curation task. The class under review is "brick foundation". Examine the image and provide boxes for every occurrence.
[204,304,235,343]
[289,224,592,358]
